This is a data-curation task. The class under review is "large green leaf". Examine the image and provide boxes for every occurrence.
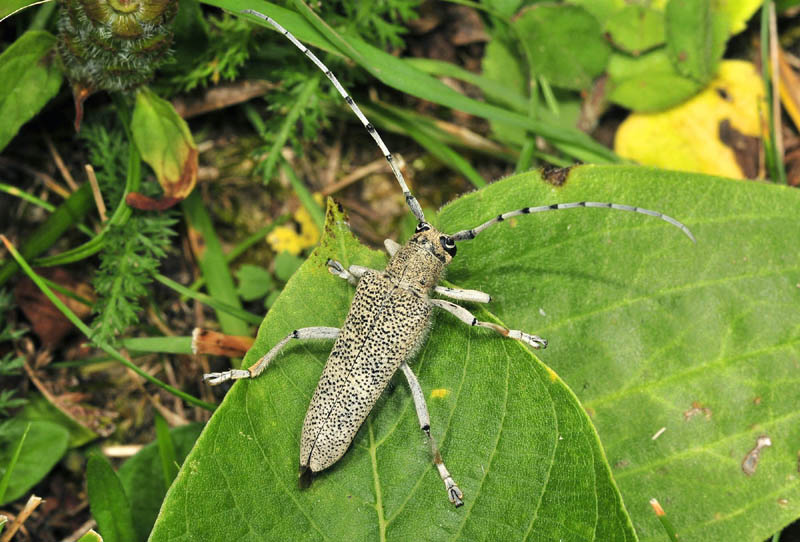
[149,200,636,541]
[152,168,798,540]
[437,166,800,541]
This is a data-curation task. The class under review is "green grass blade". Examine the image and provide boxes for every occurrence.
[218,0,618,164]
[405,58,528,113]
[121,336,193,354]
[40,276,93,307]
[117,424,204,541]
[515,139,536,172]
[760,1,787,184]
[182,215,291,299]
[361,103,517,162]
[0,182,93,237]
[154,413,178,491]
[292,0,618,163]
[281,160,325,230]
[226,215,291,262]
[248,75,321,184]
[181,191,250,335]
[32,139,141,267]
[367,104,487,188]
[154,273,262,326]
[0,422,30,503]
[0,182,94,286]
[538,75,559,116]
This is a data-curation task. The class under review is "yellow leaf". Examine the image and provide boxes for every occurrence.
[614,60,763,179]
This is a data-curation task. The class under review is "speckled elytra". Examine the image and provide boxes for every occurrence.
[203,8,695,507]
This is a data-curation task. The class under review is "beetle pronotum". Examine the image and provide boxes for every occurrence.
[203,8,695,507]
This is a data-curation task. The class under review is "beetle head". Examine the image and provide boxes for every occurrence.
[412,222,457,264]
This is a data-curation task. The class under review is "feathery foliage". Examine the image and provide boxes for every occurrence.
[81,122,178,344]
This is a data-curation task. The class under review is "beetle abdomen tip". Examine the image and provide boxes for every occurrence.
[298,465,315,489]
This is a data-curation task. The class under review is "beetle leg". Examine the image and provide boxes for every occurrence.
[430,299,547,349]
[384,238,401,256]
[326,259,376,286]
[433,285,491,304]
[203,327,340,385]
[326,259,358,285]
[400,362,464,508]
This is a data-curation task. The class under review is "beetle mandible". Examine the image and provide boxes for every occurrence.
[203,8,696,508]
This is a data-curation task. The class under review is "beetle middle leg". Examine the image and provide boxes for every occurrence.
[430,299,548,349]
[433,285,491,304]
[203,327,341,385]
[400,362,464,507]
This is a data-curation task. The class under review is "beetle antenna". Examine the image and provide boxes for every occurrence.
[242,9,426,223]
[449,201,696,243]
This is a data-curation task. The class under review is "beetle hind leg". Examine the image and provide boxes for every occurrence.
[439,457,464,507]
[203,327,341,385]
[431,299,547,349]
[400,362,464,507]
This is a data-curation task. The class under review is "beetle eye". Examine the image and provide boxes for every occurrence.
[439,236,457,257]
[415,222,431,233]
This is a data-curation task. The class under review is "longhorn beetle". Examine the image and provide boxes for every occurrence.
[203,8,696,508]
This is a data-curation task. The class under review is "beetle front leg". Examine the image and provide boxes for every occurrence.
[326,259,377,286]
[430,299,547,349]
[203,326,340,385]
[400,362,464,507]
[384,238,401,256]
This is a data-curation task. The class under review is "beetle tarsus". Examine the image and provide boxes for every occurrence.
[445,479,464,507]
[202,369,250,385]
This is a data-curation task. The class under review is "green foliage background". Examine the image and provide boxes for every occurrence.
[150,166,800,541]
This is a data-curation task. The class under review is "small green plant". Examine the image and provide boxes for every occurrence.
[80,122,178,344]
[90,216,176,344]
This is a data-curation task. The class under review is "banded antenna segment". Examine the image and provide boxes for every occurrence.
[242,9,426,223]
[449,201,696,243]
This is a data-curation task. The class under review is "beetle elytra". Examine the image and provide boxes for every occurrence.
[203,8,695,507]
